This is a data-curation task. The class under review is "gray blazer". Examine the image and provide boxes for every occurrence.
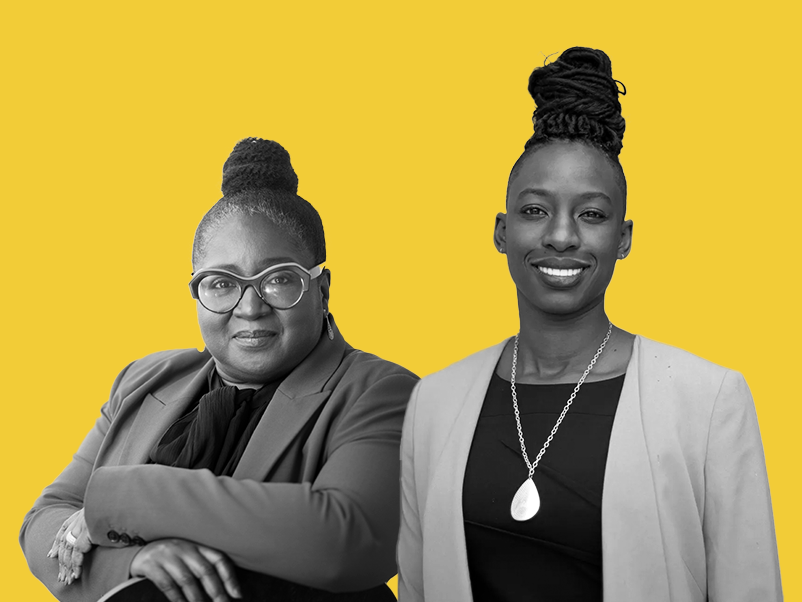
[398,335,781,601]
[21,319,418,602]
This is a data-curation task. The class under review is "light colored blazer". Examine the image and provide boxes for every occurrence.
[21,320,418,602]
[398,335,782,601]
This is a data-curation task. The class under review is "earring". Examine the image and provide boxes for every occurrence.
[325,311,334,340]
[498,246,505,254]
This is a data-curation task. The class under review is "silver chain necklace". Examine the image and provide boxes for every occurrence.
[509,322,613,521]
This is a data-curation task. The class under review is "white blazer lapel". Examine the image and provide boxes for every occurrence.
[424,340,508,602]
[602,336,671,602]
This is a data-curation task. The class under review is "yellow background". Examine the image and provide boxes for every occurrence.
[3,1,799,599]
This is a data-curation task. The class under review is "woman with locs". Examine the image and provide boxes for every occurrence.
[397,48,782,601]
[21,138,418,602]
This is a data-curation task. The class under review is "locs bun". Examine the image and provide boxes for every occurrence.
[526,47,626,158]
[193,138,326,266]
[221,138,299,197]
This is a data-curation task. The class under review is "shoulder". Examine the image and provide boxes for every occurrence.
[339,347,419,383]
[327,347,419,407]
[113,348,212,392]
[416,340,508,398]
[637,336,729,373]
[406,340,507,429]
[635,335,737,386]
[634,335,751,413]
[321,349,419,440]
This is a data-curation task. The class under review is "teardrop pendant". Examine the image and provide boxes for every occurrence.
[511,477,540,521]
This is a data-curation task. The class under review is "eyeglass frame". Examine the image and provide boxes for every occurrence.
[189,262,325,314]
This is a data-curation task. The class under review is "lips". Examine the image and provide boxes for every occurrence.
[537,266,584,277]
[529,257,591,287]
[232,330,276,348]
[530,257,590,269]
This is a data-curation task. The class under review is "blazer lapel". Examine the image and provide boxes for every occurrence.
[424,339,508,602]
[110,354,216,466]
[232,319,347,481]
[602,335,671,602]
[427,335,673,601]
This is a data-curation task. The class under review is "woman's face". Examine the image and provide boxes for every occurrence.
[195,213,329,385]
[495,142,632,319]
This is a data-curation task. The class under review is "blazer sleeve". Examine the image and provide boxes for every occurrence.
[397,380,424,602]
[19,364,142,602]
[82,369,418,593]
[703,370,783,601]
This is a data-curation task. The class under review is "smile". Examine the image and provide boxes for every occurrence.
[537,266,585,277]
[232,330,276,348]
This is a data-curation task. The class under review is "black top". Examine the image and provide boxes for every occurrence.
[150,370,281,477]
[463,371,625,602]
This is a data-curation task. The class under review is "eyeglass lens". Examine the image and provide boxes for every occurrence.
[197,267,307,312]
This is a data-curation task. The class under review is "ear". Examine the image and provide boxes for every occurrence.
[494,212,508,253]
[318,269,331,312]
[617,219,633,259]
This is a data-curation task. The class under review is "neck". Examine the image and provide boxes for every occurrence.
[514,295,613,381]
[217,372,264,390]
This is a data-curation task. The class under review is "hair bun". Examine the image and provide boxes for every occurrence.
[221,138,299,196]
[526,47,625,156]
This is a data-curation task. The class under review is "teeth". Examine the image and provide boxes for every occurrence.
[538,267,583,277]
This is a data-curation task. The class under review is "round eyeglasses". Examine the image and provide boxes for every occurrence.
[189,263,324,314]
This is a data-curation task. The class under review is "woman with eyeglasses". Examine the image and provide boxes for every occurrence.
[397,48,782,601]
[21,138,417,602]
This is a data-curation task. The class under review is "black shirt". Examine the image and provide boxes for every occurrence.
[463,372,625,601]
[150,370,281,477]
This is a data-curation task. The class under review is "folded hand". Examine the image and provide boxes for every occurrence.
[47,507,94,584]
[130,538,242,602]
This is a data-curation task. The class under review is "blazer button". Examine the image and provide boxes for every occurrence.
[120,533,131,545]
[133,536,146,546]
[107,530,120,543]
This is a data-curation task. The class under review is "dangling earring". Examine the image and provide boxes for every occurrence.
[325,311,334,340]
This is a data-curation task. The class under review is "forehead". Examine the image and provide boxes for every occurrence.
[198,213,312,273]
[508,142,624,207]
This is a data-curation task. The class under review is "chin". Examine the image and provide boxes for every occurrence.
[215,357,274,384]
[521,289,605,319]
[539,305,591,319]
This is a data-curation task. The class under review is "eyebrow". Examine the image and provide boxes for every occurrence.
[516,188,613,203]
[516,187,552,200]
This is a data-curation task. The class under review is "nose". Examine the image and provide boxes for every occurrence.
[232,285,272,318]
[542,213,580,252]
